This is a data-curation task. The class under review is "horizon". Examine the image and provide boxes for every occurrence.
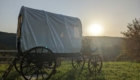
[0,31,123,38]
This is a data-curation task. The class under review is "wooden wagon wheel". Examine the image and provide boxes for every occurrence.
[72,56,85,69]
[14,56,22,74]
[14,53,25,74]
[88,54,102,74]
[20,46,56,80]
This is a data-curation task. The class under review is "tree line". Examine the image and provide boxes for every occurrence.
[120,18,140,62]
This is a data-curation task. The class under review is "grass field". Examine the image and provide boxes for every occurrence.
[0,61,140,80]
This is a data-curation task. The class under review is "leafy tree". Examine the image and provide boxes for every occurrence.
[121,19,140,62]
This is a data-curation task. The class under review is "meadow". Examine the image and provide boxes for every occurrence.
[0,61,140,80]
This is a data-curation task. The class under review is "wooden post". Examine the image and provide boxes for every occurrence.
[56,57,61,67]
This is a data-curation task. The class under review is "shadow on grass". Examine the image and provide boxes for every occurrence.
[0,68,22,80]
[87,71,106,80]
[78,68,106,80]
[51,68,78,80]
[51,67,106,80]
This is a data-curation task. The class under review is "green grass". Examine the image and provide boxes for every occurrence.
[0,64,22,80]
[0,61,140,80]
[51,61,140,80]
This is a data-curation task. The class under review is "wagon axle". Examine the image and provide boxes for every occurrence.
[76,59,83,63]
[91,61,99,67]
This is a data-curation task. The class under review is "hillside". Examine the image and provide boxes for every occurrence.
[0,32,122,48]
[83,36,122,47]
[82,36,122,51]
[82,36,123,61]
[0,32,123,60]
[0,31,16,49]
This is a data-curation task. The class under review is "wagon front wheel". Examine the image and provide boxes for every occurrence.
[72,56,85,69]
[88,54,102,74]
[20,46,56,80]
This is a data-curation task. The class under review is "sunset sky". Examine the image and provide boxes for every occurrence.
[0,0,140,37]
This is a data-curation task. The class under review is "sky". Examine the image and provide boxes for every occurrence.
[0,0,140,37]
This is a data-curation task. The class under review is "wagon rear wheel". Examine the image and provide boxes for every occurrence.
[14,57,22,74]
[20,46,56,80]
[14,53,24,74]
[88,54,102,74]
[72,56,85,69]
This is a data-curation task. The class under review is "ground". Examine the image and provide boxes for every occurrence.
[0,61,140,80]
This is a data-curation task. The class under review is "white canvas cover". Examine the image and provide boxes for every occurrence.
[17,6,82,53]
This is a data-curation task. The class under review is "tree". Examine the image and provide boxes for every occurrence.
[121,19,140,62]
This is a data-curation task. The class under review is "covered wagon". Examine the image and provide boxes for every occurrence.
[2,6,102,80]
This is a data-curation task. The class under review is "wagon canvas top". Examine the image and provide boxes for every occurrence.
[17,6,82,53]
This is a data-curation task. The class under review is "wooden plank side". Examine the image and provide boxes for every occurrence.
[0,56,15,58]
[0,50,17,64]
[0,61,11,64]
[0,50,17,52]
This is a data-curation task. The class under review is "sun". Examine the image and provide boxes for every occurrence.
[88,24,103,36]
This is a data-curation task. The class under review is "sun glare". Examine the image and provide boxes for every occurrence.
[88,24,103,36]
